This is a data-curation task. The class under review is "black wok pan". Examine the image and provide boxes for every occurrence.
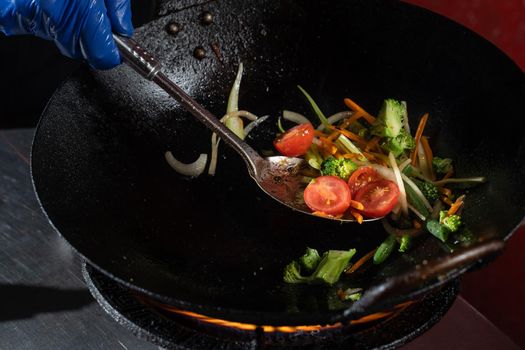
[31,0,525,326]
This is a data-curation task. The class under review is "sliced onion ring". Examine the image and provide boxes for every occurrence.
[283,110,311,125]
[165,151,208,177]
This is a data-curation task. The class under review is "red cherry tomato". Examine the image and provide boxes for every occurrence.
[273,123,314,157]
[347,166,379,196]
[354,179,400,218]
[303,176,351,216]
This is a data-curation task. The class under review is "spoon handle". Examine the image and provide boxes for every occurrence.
[341,238,505,322]
[112,34,264,177]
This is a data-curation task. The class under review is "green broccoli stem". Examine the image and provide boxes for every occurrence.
[300,247,321,273]
[312,249,356,285]
[374,235,397,264]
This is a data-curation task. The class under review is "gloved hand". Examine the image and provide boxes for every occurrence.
[0,0,133,69]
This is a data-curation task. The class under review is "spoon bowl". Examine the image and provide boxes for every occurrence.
[113,35,363,223]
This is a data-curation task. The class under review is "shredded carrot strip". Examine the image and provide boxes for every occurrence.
[420,136,435,180]
[442,196,454,206]
[346,249,376,274]
[365,136,381,152]
[350,200,365,211]
[342,153,361,159]
[312,211,343,219]
[350,211,364,224]
[410,113,429,165]
[327,125,366,145]
[343,98,376,124]
[443,169,454,180]
[447,195,465,216]
[439,187,452,197]
[340,112,363,130]
[318,137,338,155]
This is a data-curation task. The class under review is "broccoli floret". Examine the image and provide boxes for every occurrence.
[380,129,416,157]
[283,248,356,285]
[413,178,439,202]
[313,249,356,285]
[299,247,321,273]
[439,210,462,232]
[432,157,453,175]
[321,156,358,181]
[283,261,310,284]
[371,99,406,138]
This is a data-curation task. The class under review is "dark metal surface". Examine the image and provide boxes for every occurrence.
[31,0,525,325]
[0,129,157,350]
[83,261,460,350]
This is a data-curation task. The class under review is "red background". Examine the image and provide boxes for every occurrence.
[403,1,525,348]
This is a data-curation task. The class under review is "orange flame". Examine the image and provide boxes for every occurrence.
[138,295,415,333]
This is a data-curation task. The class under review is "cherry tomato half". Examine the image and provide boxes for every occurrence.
[273,123,314,157]
[303,175,351,216]
[347,166,379,196]
[354,179,400,218]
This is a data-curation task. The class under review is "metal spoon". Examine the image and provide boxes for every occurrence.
[113,35,365,222]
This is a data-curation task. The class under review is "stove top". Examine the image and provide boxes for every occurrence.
[83,262,459,350]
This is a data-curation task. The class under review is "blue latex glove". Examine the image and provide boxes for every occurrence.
[0,0,133,69]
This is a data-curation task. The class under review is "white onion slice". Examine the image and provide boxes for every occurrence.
[227,63,243,113]
[316,111,353,130]
[283,110,311,125]
[417,144,432,179]
[225,110,258,122]
[401,173,433,211]
[407,203,427,221]
[398,158,412,171]
[367,163,396,182]
[388,152,408,216]
[244,115,269,136]
[165,151,208,177]
[208,133,220,176]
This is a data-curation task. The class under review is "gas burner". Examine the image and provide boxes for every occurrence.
[82,262,459,350]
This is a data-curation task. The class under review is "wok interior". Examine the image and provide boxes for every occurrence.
[32,0,525,324]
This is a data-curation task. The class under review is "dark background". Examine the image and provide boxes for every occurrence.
[0,0,158,129]
[0,0,524,347]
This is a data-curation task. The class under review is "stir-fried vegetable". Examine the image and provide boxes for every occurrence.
[283,247,357,285]
[163,64,486,291]
[320,156,358,181]
[272,87,485,280]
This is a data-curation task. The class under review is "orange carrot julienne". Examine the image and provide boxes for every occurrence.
[350,211,364,224]
[345,249,376,274]
[327,125,366,145]
[410,113,429,165]
[344,98,376,124]
[350,200,365,211]
[365,136,381,152]
[312,211,343,219]
[442,196,454,206]
[442,168,454,180]
[341,112,364,129]
[447,195,465,216]
[439,187,452,197]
